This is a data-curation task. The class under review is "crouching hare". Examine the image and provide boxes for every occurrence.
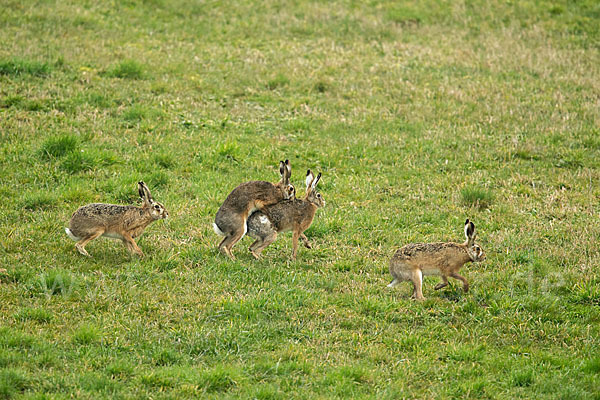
[65,181,168,257]
[246,170,325,260]
[388,219,485,300]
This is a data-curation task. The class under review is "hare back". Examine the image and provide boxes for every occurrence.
[394,242,465,259]
[392,242,470,273]
[69,204,146,237]
[267,199,315,230]
[219,181,284,213]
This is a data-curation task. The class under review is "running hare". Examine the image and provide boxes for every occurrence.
[213,160,294,259]
[246,170,325,260]
[388,219,485,300]
[65,181,168,257]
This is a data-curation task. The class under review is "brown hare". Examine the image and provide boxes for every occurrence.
[65,181,168,257]
[388,219,485,300]
[246,169,325,260]
[213,160,294,259]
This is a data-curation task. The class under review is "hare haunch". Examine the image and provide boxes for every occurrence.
[65,181,168,257]
[246,169,325,260]
[213,160,295,259]
[388,219,485,300]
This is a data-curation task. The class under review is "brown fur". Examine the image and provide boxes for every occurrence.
[213,160,294,259]
[66,182,168,257]
[388,220,485,300]
[246,170,325,260]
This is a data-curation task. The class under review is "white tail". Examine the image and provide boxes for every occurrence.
[213,223,225,236]
[65,228,80,241]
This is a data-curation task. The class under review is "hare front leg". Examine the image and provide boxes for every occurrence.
[434,276,449,291]
[122,232,144,257]
[291,230,301,260]
[450,272,469,293]
[300,233,312,249]
[75,229,105,257]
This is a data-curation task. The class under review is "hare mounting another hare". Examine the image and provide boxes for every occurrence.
[388,219,485,300]
[65,181,168,257]
[246,169,325,260]
[213,160,295,260]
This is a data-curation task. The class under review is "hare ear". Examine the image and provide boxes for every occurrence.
[279,161,285,177]
[285,159,291,178]
[138,181,153,204]
[279,160,291,184]
[464,219,475,241]
[311,172,321,190]
[305,169,314,190]
[138,182,146,200]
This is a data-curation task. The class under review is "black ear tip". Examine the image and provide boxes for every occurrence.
[317,172,322,178]
[285,159,290,164]
[465,218,470,225]
[306,169,311,176]
[138,181,144,185]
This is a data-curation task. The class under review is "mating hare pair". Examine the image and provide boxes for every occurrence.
[213,160,325,260]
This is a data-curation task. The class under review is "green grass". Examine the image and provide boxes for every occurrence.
[0,58,51,77]
[40,134,79,159]
[461,187,495,210]
[103,60,146,80]
[1,0,600,398]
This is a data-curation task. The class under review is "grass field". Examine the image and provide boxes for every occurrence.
[1,0,600,398]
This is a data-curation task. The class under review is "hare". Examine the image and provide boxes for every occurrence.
[65,181,168,257]
[246,170,325,260]
[388,219,485,300]
[213,160,294,259]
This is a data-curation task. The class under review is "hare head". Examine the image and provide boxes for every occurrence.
[138,181,169,220]
[464,219,485,262]
[304,170,325,208]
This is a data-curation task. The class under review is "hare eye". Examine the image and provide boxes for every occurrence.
[317,194,321,198]
[154,205,160,210]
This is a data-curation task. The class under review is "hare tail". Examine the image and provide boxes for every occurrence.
[65,228,80,241]
[213,223,225,236]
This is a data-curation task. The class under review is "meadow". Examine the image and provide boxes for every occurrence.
[1,0,599,398]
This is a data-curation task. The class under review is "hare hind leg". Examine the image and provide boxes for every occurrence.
[411,269,425,301]
[434,276,449,291]
[215,211,247,260]
[387,278,401,288]
[251,232,278,259]
[248,238,263,259]
[388,260,411,288]
[218,234,239,260]
[75,229,105,257]
[218,226,246,260]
